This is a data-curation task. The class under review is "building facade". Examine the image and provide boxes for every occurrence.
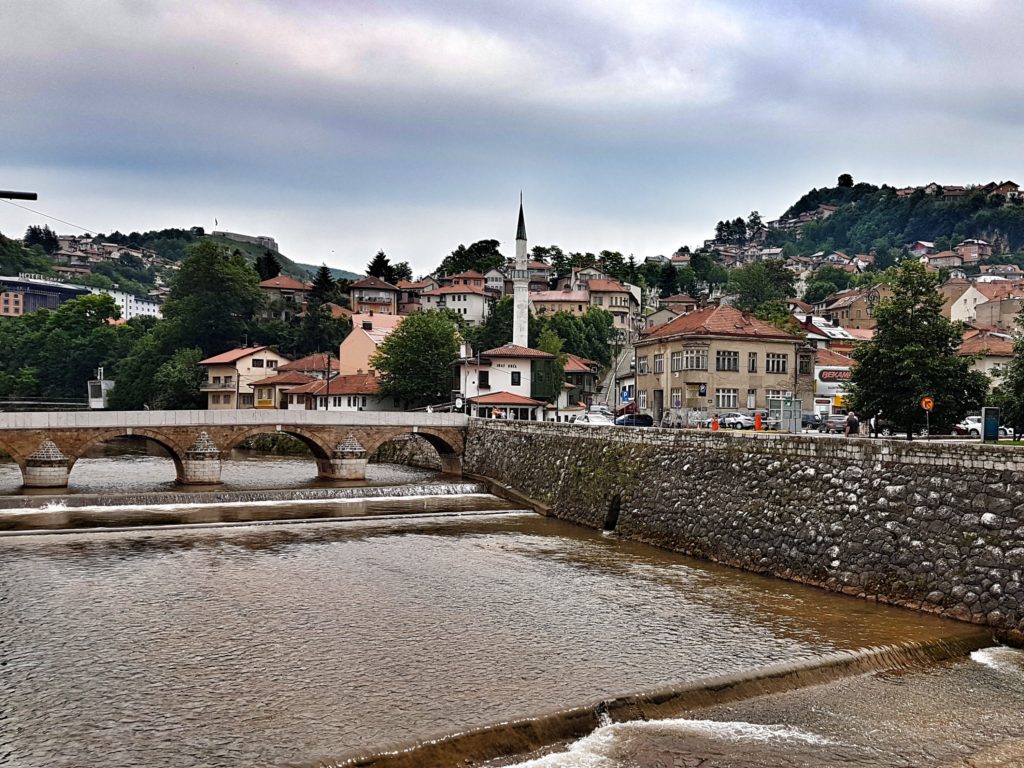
[635,305,815,424]
[199,346,292,409]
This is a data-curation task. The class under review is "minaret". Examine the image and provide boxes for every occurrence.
[512,194,529,348]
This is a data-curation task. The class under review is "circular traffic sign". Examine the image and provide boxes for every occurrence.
[921,396,934,412]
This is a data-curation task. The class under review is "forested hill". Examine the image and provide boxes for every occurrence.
[762,179,1024,259]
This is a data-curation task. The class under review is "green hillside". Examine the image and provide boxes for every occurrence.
[292,262,362,282]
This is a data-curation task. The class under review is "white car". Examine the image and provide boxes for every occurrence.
[718,412,755,429]
[573,412,616,426]
[958,415,1011,437]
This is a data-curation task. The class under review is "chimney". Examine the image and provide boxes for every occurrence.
[362,319,372,331]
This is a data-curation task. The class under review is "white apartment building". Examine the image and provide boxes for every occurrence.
[88,287,162,320]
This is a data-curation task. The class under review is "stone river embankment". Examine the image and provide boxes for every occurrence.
[464,421,1024,646]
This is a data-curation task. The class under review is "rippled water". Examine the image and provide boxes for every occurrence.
[0,511,978,768]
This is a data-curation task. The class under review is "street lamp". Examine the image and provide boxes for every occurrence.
[0,191,37,200]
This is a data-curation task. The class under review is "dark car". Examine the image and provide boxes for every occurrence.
[818,415,848,434]
[801,413,821,430]
[615,413,654,427]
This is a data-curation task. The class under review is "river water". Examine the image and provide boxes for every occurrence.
[0,455,1020,767]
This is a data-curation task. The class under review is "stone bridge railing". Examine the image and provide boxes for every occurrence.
[0,410,468,487]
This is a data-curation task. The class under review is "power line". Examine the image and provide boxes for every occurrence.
[0,198,98,235]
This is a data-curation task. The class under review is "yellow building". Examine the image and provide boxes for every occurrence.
[199,346,292,409]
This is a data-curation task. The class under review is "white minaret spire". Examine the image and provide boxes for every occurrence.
[512,193,529,348]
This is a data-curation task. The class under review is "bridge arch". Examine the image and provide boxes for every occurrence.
[0,434,24,466]
[219,426,335,460]
[364,428,463,476]
[65,428,188,480]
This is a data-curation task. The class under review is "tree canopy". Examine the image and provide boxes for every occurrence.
[847,260,987,437]
[435,239,504,277]
[370,311,461,408]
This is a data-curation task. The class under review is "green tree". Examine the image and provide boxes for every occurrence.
[727,260,795,314]
[435,240,504,277]
[657,261,679,297]
[366,250,400,285]
[310,264,336,303]
[533,326,566,403]
[838,173,854,188]
[371,311,461,408]
[149,347,207,409]
[255,250,282,280]
[161,240,266,356]
[23,224,59,254]
[847,260,987,438]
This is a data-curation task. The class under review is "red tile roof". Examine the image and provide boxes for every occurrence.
[481,344,555,359]
[586,278,629,293]
[444,270,485,280]
[564,353,598,373]
[259,275,311,290]
[960,332,1014,357]
[200,346,270,365]
[278,353,341,373]
[469,391,545,406]
[815,348,855,367]
[351,276,399,291]
[397,279,436,290]
[642,304,797,342]
[251,371,316,386]
[286,374,381,395]
[421,285,492,296]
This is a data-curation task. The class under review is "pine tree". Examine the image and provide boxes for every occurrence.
[310,264,335,303]
[366,250,395,284]
[255,250,281,280]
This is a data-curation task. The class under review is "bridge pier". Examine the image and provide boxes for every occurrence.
[177,432,223,485]
[317,435,369,481]
[23,440,70,488]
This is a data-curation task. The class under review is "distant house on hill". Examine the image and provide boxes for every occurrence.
[349,276,399,315]
[259,275,312,320]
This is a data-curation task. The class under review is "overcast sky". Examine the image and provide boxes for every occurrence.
[3,0,1024,276]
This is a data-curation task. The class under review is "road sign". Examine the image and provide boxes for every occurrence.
[921,396,934,412]
[621,389,630,403]
[454,397,464,410]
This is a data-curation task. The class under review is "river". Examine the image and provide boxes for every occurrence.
[1,454,1021,767]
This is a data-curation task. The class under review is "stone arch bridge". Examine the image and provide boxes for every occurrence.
[0,410,468,488]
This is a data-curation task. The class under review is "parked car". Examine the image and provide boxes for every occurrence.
[615,413,654,427]
[801,413,822,430]
[818,414,849,434]
[718,412,755,429]
[749,409,781,430]
[573,412,616,426]
[958,416,1012,437]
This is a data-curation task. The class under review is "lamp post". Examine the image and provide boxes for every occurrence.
[0,191,37,200]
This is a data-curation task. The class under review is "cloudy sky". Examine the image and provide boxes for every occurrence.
[3,0,1023,275]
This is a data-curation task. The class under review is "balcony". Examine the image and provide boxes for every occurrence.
[200,380,235,391]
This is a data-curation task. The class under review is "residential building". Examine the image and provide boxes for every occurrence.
[908,241,936,258]
[349,276,400,315]
[278,352,340,380]
[645,307,681,329]
[635,304,815,424]
[530,289,590,317]
[0,275,90,317]
[420,284,492,324]
[939,278,973,319]
[284,373,395,412]
[919,251,963,271]
[438,270,487,289]
[338,313,403,375]
[251,371,316,409]
[952,282,1024,325]
[87,287,162,320]
[954,239,992,263]
[817,285,892,330]
[587,278,640,336]
[396,278,438,314]
[960,329,1014,378]
[792,314,858,354]
[259,275,312,320]
[974,296,1024,331]
[455,343,557,420]
[484,268,506,294]
[562,353,600,410]
[199,346,292,409]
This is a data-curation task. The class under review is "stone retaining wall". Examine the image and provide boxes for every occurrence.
[464,422,1024,645]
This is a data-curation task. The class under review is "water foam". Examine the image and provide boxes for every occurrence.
[971,646,1024,674]
[508,719,835,767]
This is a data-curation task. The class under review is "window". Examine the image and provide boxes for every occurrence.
[653,354,664,373]
[748,352,758,373]
[670,352,682,371]
[683,348,707,370]
[268,360,277,369]
[511,371,521,386]
[332,396,343,408]
[670,387,682,407]
[766,388,787,400]
[362,396,367,407]
[716,350,739,372]
[798,354,812,375]
[638,390,648,409]
[212,394,220,404]
[715,388,738,409]
[766,353,788,374]
[478,370,490,389]
[637,356,649,374]
[594,296,603,305]
[212,376,221,384]
[747,389,756,409]
[252,359,264,368]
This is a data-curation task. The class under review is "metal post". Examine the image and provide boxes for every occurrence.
[0,191,38,200]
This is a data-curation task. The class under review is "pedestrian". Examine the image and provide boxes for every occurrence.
[845,410,860,437]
